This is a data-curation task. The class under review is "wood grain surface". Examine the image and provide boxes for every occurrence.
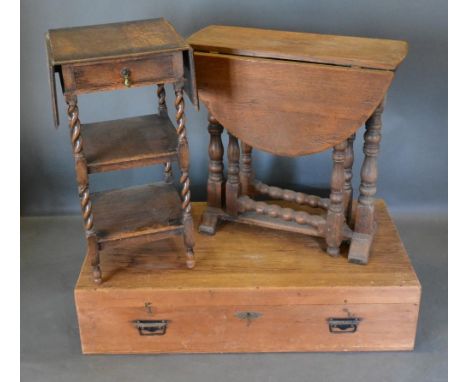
[69,53,182,94]
[47,18,188,65]
[188,25,408,70]
[75,200,420,353]
[77,200,419,291]
[81,114,178,173]
[77,302,419,354]
[194,52,393,156]
[90,183,183,244]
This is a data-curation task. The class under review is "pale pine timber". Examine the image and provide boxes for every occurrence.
[75,201,421,354]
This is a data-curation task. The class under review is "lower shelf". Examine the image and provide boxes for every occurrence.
[91,182,183,245]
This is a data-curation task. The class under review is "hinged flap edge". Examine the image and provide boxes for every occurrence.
[183,47,199,110]
[46,33,60,128]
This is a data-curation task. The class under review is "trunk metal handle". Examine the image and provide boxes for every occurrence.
[328,317,361,333]
[133,320,169,336]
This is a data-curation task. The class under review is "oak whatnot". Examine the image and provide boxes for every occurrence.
[46,18,198,282]
[189,25,408,264]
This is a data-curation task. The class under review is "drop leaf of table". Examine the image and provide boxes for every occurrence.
[188,25,408,265]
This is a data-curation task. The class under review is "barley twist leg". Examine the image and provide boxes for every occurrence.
[66,94,101,283]
[157,84,173,183]
[174,84,195,268]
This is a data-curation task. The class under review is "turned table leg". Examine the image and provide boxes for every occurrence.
[66,94,101,284]
[348,101,384,264]
[199,115,225,234]
[157,84,173,183]
[226,133,240,216]
[207,115,224,208]
[174,84,195,268]
[344,133,355,225]
[326,140,347,256]
[240,142,253,196]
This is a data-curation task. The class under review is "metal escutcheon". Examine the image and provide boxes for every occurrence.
[235,311,263,323]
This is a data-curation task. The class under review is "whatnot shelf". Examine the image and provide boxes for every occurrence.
[82,114,179,173]
[91,182,184,246]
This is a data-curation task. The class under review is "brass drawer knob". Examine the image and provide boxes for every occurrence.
[121,68,131,87]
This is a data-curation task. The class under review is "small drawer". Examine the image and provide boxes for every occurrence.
[68,53,183,93]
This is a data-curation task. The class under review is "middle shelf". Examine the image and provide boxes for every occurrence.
[81,113,179,173]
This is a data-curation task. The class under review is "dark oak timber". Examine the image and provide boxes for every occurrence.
[91,183,183,245]
[199,115,225,235]
[47,18,198,282]
[189,25,407,264]
[344,134,356,225]
[348,101,385,264]
[188,25,408,71]
[81,114,179,173]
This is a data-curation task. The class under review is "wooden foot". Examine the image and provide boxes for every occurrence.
[199,207,222,235]
[348,230,376,265]
[87,236,102,283]
[183,214,195,268]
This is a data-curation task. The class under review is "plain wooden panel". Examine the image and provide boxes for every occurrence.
[91,183,183,244]
[81,114,178,173]
[188,25,408,71]
[47,18,188,65]
[76,300,419,354]
[194,52,393,156]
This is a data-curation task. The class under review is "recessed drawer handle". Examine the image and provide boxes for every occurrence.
[328,317,361,333]
[133,319,169,336]
[121,68,131,87]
